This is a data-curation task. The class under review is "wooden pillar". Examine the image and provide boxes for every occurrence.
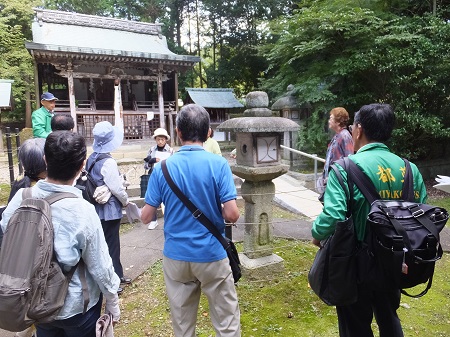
[67,61,77,132]
[25,76,32,128]
[33,61,40,111]
[157,69,165,129]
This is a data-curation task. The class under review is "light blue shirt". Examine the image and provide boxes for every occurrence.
[145,145,237,263]
[0,180,120,319]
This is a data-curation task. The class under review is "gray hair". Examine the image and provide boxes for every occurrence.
[176,104,210,142]
[19,138,46,179]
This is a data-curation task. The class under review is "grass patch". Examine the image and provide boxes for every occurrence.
[0,183,11,205]
[115,239,450,337]
[429,197,450,213]
[119,222,135,235]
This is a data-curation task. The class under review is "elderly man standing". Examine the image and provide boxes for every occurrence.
[32,92,58,138]
[141,104,241,337]
[312,103,427,337]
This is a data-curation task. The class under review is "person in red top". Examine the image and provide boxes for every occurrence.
[317,107,354,201]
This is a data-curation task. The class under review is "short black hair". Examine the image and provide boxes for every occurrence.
[45,131,86,181]
[176,104,210,142]
[51,114,75,131]
[354,103,395,142]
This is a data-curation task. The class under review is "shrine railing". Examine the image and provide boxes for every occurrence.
[76,111,177,141]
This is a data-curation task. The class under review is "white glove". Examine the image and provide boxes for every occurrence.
[105,293,121,322]
[93,185,112,204]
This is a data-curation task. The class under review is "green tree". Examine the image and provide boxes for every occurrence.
[0,0,37,120]
[263,3,450,160]
[197,0,291,94]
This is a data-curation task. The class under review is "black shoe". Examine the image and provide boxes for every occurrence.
[117,287,123,295]
[120,277,132,284]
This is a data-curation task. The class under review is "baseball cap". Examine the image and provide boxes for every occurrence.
[41,92,59,101]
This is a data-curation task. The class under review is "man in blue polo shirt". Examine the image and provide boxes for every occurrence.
[32,92,58,138]
[142,104,241,337]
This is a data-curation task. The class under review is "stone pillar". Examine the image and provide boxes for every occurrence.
[241,180,275,259]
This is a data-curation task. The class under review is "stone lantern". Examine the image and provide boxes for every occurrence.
[217,91,299,279]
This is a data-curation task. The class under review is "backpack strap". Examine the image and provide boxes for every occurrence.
[401,159,415,202]
[45,192,79,204]
[22,188,78,204]
[45,191,89,313]
[22,188,89,313]
[64,258,89,314]
[87,154,111,173]
[22,186,33,199]
[345,159,379,204]
[331,158,354,218]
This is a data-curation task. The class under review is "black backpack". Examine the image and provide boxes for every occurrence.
[341,158,448,297]
[75,154,109,204]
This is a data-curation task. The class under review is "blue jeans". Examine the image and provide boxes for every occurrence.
[35,295,102,337]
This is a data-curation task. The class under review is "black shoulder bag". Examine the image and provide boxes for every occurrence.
[308,158,359,306]
[161,160,242,283]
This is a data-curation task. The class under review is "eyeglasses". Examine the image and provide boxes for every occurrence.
[348,124,360,134]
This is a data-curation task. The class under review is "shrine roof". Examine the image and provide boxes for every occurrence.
[26,8,199,65]
[186,88,244,109]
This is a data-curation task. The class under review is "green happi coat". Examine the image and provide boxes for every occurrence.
[312,143,427,242]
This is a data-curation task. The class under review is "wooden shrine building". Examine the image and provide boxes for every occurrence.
[25,8,199,141]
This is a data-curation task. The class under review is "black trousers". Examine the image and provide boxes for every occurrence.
[101,218,123,278]
[336,285,403,337]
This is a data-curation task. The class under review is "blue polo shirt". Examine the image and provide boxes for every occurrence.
[145,145,237,262]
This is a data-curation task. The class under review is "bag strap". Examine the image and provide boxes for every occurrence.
[160,160,229,250]
[331,158,354,217]
[87,154,110,173]
[22,188,89,313]
[402,158,415,201]
[64,258,89,314]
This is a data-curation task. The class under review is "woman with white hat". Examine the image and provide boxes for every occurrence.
[86,121,131,293]
[143,128,174,229]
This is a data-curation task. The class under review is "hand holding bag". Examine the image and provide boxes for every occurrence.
[161,160,241,282]
[308,158,359,306]
[96,313,114,337]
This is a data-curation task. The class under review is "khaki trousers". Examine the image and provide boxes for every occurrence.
[163,256,241,337]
